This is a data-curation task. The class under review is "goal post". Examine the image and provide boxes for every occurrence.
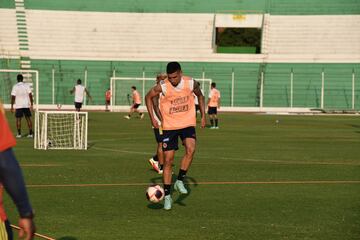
[34,111,88,150]
[110,77,212,111]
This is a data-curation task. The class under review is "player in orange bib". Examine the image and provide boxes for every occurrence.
[124,86,144,119]
[105,88,111,111]
[207,82,221,129]
[0,100,35,239]
[145,62,206,210]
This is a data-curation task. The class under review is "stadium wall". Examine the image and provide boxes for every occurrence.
[7,0,359,15]
[22,59,360,110]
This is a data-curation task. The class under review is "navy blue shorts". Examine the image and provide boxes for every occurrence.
[133,103,140,109]
[195,104,200,112]
[15,108,31,118]
[75,102,82,109]
[153,128,163,143]
[162,126,196,151]
[208,107,217,115]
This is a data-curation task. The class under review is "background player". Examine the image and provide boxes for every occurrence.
[70,79,92,112]
[148,73,167,174]
[10,74,34,138]
[145,62,206,210]
[207,82,221,129]
[124,86,144,119]
[105,88,111,111]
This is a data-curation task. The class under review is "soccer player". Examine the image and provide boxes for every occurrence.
[0,100,36,240]
[105,88,111,111]
[207,82,221,129]
[145,62,206,210]
[70,79,92,112]
[124,86,144,119]
[10,74,34,138]
[148,73,167,174]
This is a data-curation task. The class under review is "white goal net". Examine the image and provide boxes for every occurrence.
[34,111,88,150]
[110,77,212,111]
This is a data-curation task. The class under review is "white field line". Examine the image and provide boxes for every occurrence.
[92,146,360,166]
[26,180,360,188]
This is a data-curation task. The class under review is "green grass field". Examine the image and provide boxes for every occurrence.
[4,112,360,240]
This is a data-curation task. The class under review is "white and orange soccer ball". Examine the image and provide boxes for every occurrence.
[146,184,164,203]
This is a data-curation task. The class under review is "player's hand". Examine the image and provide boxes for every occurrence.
[201,117,206,128]
[152,119,160,129]
[18,218,35,240]
[30,105,33,111]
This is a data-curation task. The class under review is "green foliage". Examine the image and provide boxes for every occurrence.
[216,28,261,53]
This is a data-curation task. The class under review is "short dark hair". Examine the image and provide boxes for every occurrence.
[166,62,181,74]
[131,86,136,90]
[17,74,23,82]
[77,79,82,84]
[211,82,216,88]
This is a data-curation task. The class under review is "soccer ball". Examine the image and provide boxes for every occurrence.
[146,185,164,203]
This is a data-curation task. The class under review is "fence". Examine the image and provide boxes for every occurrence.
[1,65,358,111]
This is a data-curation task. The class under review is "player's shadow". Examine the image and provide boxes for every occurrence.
[347,124,360,134]
[147,175,198,209]
[173,176,198,208]
[57,237,78,240]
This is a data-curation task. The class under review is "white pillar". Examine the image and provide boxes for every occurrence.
[52,67,55,104]
[84,67,88,106]
[321,69,324,109]
[231,69,235,107]
[290,69,293,108]
[352,69,355,110]
[260,71,264,108]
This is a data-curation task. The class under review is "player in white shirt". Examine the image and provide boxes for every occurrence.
[10,74,34,138]
[70,79,92,112]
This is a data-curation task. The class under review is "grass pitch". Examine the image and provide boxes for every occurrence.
[4,112,360,240]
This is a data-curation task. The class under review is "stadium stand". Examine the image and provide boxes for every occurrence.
[0,0,359,111]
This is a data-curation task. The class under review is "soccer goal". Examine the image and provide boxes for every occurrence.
[34,111,88,150]
[110,77,212,111]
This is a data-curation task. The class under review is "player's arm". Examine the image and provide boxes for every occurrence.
[29,93,34,111]
[152,94,163,123]
[85,88,92,101]
[11,95,15,113]
[145,84,162,128]
[193,80,206,128]
[0,149,35,239]
[69,87,75,94]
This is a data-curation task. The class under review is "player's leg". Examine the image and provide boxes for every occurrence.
[157,142,164,172]
[149,128,164,174]
[24,109,33,137]
[161,130,179,210]
[174,127,196,194]
[125,105,134,119]
[209,114,215,128]
[75,102,82,112]
[208,107,215,128]
[163,149,175,210]
[214,113,219,129]
[15,109,23,138]
[133,104,144,119]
